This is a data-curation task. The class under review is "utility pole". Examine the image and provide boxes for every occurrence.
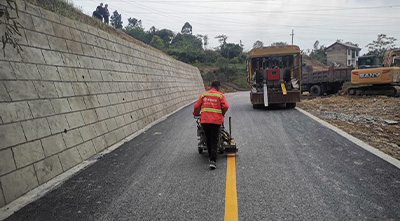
[290,29,294,45]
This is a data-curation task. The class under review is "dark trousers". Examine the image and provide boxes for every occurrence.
[202,123,220,162]
[104,16,109,24]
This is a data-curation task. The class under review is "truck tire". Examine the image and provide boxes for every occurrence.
[310,85,322,96]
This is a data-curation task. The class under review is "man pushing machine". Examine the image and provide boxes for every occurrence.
[193,80,229,169]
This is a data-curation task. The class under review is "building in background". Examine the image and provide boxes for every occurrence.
[326,42,361,67]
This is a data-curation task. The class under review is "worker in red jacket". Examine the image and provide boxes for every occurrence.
[193,80,229,169]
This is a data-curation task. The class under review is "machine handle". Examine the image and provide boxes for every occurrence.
[229,117,232,143]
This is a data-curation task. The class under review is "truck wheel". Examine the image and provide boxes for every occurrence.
[310,85,322,96]
[198,146,203,154]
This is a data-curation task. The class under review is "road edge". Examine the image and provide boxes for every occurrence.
[296,107,400,169]
[0,100,197,220]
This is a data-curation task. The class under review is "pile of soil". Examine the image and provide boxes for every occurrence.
[298,94,400,160]
[303,57,327,71]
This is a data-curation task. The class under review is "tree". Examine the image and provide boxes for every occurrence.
[110,10,123,29]
[365,34,397,57]
[203,35,209,48]
[271,42,288,46]
[181,22,192,35]
[253,40,264,48]
[220,43,243,59]
[215,34,228,45]
[150,35,165,50]
[309,40,327,65]
[126,17,142,29]
[124,27,147,42]
[1,0,23,54]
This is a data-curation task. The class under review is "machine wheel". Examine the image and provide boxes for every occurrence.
[252,104,261,109]
[348,88,356,95]
[310,85,322,96]
[198,146,203,154]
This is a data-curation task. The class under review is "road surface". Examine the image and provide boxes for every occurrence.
[6,92,400,220]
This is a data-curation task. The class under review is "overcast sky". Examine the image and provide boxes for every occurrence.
[70,0,399,54]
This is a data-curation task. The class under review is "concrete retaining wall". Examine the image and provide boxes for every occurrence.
[0,1,204,207]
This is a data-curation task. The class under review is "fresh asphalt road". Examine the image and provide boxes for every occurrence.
[6,92,400,220]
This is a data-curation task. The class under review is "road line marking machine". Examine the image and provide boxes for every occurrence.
[195,116,238,154]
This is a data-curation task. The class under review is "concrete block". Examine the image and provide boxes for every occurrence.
[89,70,103,81]
[79,125,97,142]
[68,97,86,111]
[116,103,126,115]
[74,22,89,33]
[0,101,32,123]
[0,188,5,208]
[48,35,68,52]
[0,165,38,204]
[70,29,85,43]
[78,56,94,69]
[91,58,105,70]
[94,46,106,59]
[83,95,100,108]
[42,50,64,66]
[41,134,66,157]
[13,140,45,168]
[54,82,75,97]
[5,80,39,101]
[0,82,11,102]
[65,112,84,129]
[34,155,63,185]
[81,109,98,125]
[96,94,110,106]
[47,115,69,134]
[36,65,61,81]
[10,62,40,80]
[115,115,126,128]
[101,71,113,81]
[0,148,16,176]
[58,147,82,171]
[114,128,126,142]
[61,53,81,67]
[20,47,46,64]
[58,67,77,81]
[60,16,76,28]
[17,11,35,30]
[104,118,118,131]
[21,118,51,141]
[52,23,72,39]
[74,68,91,82]
[86,82,102,94]
[0,45,22,62]
[39,8,61,23]
[104,131,117,146]
[122,125,133,137]
[0,61,16,79]
[130,121,139,134]
[92,135,107,152]
[99,82,112,93]
[51,98,72,114]
[66,40,83,55]
[62,129,83,148]
[25,30,50,49]
[72,82,89,96]
[83,32,98,45]
[32,16,55,35]
[76,141,96,160]
[108,94,119,104]
[0,122,26,150]
[80,43,96,57]
[93,121,108,136]
[95,107,109,120]
[28,99,55,118]
[33,81,59,99]
[107,105,118,118]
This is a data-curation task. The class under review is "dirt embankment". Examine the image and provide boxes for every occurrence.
[298,95,400,160]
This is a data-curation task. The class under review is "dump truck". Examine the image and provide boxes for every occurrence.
[349,49,400,96]
[247,45,302,108]
[301,66,353,96]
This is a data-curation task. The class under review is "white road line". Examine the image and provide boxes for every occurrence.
[296,107,400,169]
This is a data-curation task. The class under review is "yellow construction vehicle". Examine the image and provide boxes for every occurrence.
[349,49,400,96]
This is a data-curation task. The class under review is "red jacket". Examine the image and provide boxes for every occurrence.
[193,88,229,125]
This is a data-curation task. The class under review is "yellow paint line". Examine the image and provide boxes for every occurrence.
[225,153,238,221]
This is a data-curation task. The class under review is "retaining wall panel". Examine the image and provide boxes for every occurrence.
[34,155,63,185]
[1,165,38,204]
[0,148,17,176]
[13,140,45,168]
[41,134,67,157]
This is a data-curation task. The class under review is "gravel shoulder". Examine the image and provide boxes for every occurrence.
[298,94,400,160]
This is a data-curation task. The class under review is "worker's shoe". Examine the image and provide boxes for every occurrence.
[209,161,216,169]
